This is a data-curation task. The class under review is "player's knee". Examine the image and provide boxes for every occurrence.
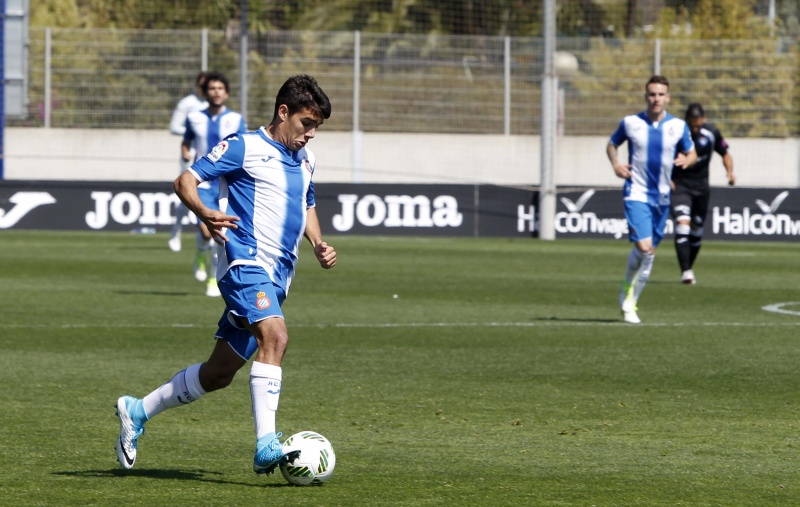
[200,360,240,392]
[690,226,704,238]
[675,222,691,236]
[204,369,236,391]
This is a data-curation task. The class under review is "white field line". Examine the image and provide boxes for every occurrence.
[761,301,800,317]
[2,320,800,330]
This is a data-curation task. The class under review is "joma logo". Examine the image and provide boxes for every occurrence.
[332,194,463,232]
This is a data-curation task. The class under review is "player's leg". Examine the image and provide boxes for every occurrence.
[114,334,246,470]
[620,201,656,323]
[206,240,221,297]
[216,265,294,475]
[671,187,693,281]
[194,224,210,283]
[689,189,710,273]
[169,159,191,252]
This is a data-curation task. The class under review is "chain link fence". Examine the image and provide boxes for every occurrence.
[18,27,800,138]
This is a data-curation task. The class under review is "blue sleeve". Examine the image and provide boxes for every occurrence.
[678,123,695,153]
[609,119,627,146]
[238,117,247,134]
[191,134,246,181]
[306,180,316,208]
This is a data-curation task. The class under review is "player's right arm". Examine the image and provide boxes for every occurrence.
[608,119,632,179]
[173,171,239,244]
[607,143,631,179]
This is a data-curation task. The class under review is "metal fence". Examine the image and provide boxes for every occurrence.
[19,27,800,138]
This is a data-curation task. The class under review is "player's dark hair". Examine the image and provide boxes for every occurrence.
[202,71,229,94]
[272,75,332,121]
[685,103,705,120]
[646,75,670,90]
[195,71,208,87]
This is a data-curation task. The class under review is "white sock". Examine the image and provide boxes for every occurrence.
[250,361,282,440]
[620,248,644,307]
[632,251,655,303]
[142,363,207,419]
[623,247,645,285]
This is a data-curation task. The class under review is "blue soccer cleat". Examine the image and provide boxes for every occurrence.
[253,432,299,476]
[115,395,146,469]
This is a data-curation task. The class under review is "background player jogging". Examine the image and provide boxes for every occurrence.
[671,102,735,285]
[606,75,697,324]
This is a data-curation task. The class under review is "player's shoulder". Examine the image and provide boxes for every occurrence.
[186,107,209,121]
[662,113,686,126]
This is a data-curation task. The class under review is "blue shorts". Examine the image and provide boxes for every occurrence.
[214,264,286,360]
[624,200,669,247]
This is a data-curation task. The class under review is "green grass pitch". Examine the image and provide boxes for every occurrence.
[1,230,799,506]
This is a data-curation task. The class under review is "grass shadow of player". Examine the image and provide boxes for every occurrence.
[52,468,293,488]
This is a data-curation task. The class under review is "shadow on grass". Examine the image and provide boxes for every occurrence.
[531,316,620,323]
[52,468,293,488]
[115,290,195,297]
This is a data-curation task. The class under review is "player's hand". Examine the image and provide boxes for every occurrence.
[728,174,736,186]
[674,152,691,169]
[613,163,632,179]
[314,242,336,269]
[201,210,240,244]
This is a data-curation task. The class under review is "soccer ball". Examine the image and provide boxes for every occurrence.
[280,431,336,486]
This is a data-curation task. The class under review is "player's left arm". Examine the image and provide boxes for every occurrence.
[722,152,735,186]
[713,126,735,186]
[305,207,336,269]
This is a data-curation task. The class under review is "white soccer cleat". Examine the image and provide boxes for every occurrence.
[168,235,182,252]
[206,280,221,297]
[622,308,641,324]
[194,256,208,282]
[115,395,146,470]
[681,269,696,285]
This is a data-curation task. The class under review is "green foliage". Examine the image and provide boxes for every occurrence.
[2,231,800,505]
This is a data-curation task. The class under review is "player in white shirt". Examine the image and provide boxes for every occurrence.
[181,71,247,297]
[606,75,697,323]
[167,71,208,253]
[114,75,336,477]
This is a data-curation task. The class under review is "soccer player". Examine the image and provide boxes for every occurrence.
[115,74,337,476]
[182,71,247,297]
[606,75,697,324]
[167,71,208,253]
[671,103,735,285]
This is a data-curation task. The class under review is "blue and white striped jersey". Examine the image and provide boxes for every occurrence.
[189,127,316,293]
[184,107,247,163]
[609,111,694,206]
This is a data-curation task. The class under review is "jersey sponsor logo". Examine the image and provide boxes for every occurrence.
[208,140,229,163]
[332,194,463,232]
[0,192,57,228]
[261,156,275,163]
[303,159,312,173]
[713,191,800,236]
[256,291,271,310]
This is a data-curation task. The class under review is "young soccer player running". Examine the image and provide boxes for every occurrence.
[115,75,337,476]
[671,103,735,285]
[606,75,697,324]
